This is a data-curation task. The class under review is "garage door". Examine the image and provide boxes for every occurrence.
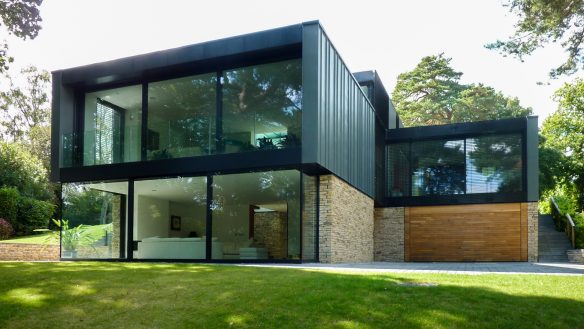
[405,203,528,262]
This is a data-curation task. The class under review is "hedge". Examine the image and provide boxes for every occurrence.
[0,187,19,224]
[15,197,55,236]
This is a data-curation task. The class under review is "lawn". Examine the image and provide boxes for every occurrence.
[0,224,111,245]
[0,262,583,328]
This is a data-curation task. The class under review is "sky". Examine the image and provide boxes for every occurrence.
[5,0,581,124]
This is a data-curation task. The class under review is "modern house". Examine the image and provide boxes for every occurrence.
[51,21,539,263]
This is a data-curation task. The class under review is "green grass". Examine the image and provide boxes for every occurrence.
[0,224,110,245]
[0,262,583,329]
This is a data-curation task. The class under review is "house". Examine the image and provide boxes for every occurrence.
[51,21,539,262]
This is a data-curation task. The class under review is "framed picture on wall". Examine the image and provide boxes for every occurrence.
[171,215,181,231]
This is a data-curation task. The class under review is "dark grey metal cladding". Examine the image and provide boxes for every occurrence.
[56,23,303,88]
[302,22,375,197]
[526,116,539,202]
[353,70,390,130]
[50,71,75,182]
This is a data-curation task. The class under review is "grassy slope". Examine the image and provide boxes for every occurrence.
[0,224,110,245]
[0,263,583,328]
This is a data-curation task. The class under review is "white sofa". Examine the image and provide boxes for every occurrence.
[136,237,223,259]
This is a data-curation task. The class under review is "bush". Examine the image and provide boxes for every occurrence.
[0,142,52,200]
[0,218,13,240]
[0,187,19,224]
[15,197,55,236]
[573,213,584,249]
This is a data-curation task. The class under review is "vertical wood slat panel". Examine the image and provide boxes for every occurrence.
[404,207,410,261]
[406,203,523,262]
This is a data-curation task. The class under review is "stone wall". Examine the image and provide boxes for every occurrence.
[319,175,374,263]
[527,202,539,262]
[254,211,287,259]
[374,207,404,262]
[0,243,59,261]
[302,176,318,261]
[112,195,121,256]
[567,250,584,264]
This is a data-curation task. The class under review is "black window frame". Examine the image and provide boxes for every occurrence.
[383,117,531,207]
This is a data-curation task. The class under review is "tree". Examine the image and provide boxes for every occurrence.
[0,65,51,167]
[0,141,51,200]
[540,78,584,208]
[392,54,532,127]
[0,0,43,73]
[487,0,584,78]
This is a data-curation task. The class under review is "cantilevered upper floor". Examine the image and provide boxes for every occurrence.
[52,21,388,199]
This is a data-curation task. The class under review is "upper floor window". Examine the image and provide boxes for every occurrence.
[221,59,302,153]
[75,59,302,167]
[386,133,523,198]
[83,85,142,166]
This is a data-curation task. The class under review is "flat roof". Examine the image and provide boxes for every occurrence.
[56,22,304,87]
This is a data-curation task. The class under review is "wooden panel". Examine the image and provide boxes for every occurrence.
[404,207,410,261]
[407,203,524,262]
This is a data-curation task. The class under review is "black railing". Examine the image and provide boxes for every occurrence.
[551,197,576,249]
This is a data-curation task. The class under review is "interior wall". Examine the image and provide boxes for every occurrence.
[169,202,206,238]
[213,204,250,246]
[135,195,169,240]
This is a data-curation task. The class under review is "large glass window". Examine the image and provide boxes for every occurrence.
[211,170,301,260]
[147,73,217,160]
[466,134,522,193]
[133,177,207,259]
[411,139,465,196]
[221,59,302,153]
[61,181,128,259]
[387,143,410,197]
[83,85,142,165]
[386,134,523,198]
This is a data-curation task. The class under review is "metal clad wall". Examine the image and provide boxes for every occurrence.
[526,116,539,201]
[302,22,375,197]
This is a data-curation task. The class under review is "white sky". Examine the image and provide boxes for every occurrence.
[5,0,582,124]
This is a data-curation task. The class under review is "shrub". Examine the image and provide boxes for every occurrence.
[0,187,20,224]
[15,197,55,236]
[573,213,584,249]
[0,142,52,200]
[0,218,13,240]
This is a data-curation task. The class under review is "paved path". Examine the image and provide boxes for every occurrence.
[244,262,584,276]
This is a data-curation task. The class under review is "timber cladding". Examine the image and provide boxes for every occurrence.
[404,203,529,262]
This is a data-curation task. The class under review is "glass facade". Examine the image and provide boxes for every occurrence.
[221,60,302,153]
[387,134,523,197]
[61,181,128,259]
[147,73,217,160]
[133,177,207,260]
[466,134,522,193]
[83,85,142,166]
[71,59,301,168]
[211,170,301,260]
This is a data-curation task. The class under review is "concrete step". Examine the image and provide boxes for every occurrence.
[538,214,572,263]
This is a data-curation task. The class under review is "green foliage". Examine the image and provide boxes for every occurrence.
[487,0,584,78]
[0,141,51,200]
[392,54,532,127]
[38,219,99,252]
[0,66,51,148]
[541,79,584,209]
[62,184,109,227]
[0,218,13,239]
[573,213,584,249]
[0,0,43,73]
[15,196,53,236]
[0,186,19,223]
